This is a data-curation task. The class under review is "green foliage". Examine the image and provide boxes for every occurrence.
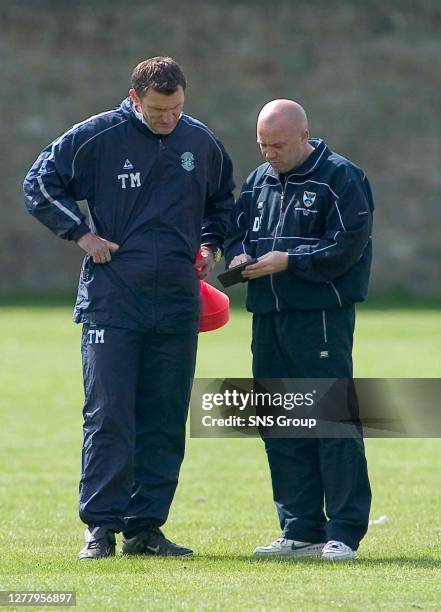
[0,306,440,610]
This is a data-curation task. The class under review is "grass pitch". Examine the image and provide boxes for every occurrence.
[0,303,440,611]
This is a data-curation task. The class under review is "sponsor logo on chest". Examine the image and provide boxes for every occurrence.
[117,159,141,189]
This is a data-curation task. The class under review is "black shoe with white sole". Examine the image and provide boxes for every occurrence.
[78,527,116,560]
[122,526,193,557]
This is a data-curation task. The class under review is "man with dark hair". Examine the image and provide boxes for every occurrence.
[131,56,187,97]
[24,56,234,559]
[226,99,373,561]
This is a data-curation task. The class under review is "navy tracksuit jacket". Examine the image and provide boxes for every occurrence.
[226,139,373,549]
[24,98,234,334]
[24,99,235,532]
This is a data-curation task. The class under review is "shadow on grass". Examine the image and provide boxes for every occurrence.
[195,554,441,568]
[21,553,440,576]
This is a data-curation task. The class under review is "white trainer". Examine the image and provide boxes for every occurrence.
[321,540,356,561]
[253,537,325,558]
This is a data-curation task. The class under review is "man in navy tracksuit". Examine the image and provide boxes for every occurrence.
[226,99,373,561]
[23,57,234,559]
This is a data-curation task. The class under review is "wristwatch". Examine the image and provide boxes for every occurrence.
[204,245,222,263]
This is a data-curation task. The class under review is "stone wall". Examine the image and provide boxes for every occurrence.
[2,0,440,296]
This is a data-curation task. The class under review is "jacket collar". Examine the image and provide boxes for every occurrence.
[120,97,183,139]
[263,138,329,180]
[132,104,159,134]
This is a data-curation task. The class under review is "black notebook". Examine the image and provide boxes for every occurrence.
[217,259,258,288]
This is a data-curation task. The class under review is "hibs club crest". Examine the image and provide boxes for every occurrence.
[181,151,195,171]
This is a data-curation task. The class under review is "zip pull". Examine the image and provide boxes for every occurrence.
[159,138,165,150]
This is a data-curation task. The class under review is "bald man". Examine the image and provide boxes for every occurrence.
[225,100,374,561]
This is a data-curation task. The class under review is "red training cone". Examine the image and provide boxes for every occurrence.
[199,280,230,332]
[195,248,230,332]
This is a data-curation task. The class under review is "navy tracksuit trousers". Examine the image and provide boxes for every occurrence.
[79,324,198,533]
[252,306,371,550]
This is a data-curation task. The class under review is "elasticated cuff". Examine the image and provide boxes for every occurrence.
[70,222,90,242]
